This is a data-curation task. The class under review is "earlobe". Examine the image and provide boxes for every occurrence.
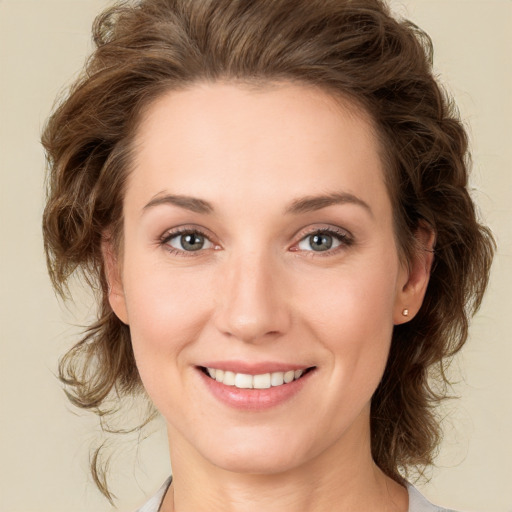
[394,223,435,325]
[101,234,129,325]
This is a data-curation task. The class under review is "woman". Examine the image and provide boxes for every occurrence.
[41,0,495,511]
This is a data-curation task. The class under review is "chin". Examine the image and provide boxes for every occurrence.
[211,451,304,476]
[197,429,312,475]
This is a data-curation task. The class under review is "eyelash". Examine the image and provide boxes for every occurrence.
[294,226,354,257]
[159,226,354,257]
[160,227,216,258]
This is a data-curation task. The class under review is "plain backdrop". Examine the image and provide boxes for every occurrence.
[0,0,510,511]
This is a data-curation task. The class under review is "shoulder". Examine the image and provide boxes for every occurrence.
[135,476,172,512]
[407,484,461,512]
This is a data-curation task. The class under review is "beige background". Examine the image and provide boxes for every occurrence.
[0,0,510,511]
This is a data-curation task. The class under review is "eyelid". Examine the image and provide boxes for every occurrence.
[160,224,215,243]
[160,225,220,255]
[158,223,353,257]
[290,225,354,254]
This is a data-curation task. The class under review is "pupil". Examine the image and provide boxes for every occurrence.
[182,233,204,251]
[311,234,332,251]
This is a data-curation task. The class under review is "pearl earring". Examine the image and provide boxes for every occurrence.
[402,308,409,317]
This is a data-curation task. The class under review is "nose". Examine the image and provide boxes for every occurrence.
[213,249,291,344]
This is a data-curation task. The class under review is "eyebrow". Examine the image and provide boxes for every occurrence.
[142,191,372,217]
[143,193,213,214]
[284,192,373,217]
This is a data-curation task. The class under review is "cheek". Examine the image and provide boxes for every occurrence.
[122,256,214,365]
[298,255,399,334]
[120,258,219,415]
[295,255,399,388]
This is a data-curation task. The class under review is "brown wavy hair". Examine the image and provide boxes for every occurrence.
[42,0,495,502]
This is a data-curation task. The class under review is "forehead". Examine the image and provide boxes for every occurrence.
[127,81,390,218]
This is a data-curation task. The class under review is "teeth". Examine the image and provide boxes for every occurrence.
[283,370,295,383]
[270,372,284,386]
[223,371,236,386]
[235,373,253,389]
[253,373,271,389]
[205,367,308,389]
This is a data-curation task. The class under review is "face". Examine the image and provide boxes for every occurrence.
[107,82,429,475]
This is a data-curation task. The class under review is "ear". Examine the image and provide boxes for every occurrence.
[102,233,129,325]
[393,223,435,325]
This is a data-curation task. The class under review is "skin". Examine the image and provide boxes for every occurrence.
[105,81,434,512]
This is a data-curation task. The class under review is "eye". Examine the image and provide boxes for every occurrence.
[164,230,215,253]
[296,229,351,253]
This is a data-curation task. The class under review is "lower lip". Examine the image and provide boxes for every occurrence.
[198,368,314,410]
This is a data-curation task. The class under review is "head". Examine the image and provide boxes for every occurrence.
[42,0,495,500]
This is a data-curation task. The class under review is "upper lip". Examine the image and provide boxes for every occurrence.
[198,360,314,375]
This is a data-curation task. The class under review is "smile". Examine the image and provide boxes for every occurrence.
[200,366,314,389]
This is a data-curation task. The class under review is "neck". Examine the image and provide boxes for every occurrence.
[161,412,408,512]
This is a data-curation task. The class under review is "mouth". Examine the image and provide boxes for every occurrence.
[199,366,316,390]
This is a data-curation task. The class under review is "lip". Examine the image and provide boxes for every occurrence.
[199,360,311,374]
[197,362,316,411]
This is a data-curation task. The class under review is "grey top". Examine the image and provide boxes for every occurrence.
[135,476,459,512]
